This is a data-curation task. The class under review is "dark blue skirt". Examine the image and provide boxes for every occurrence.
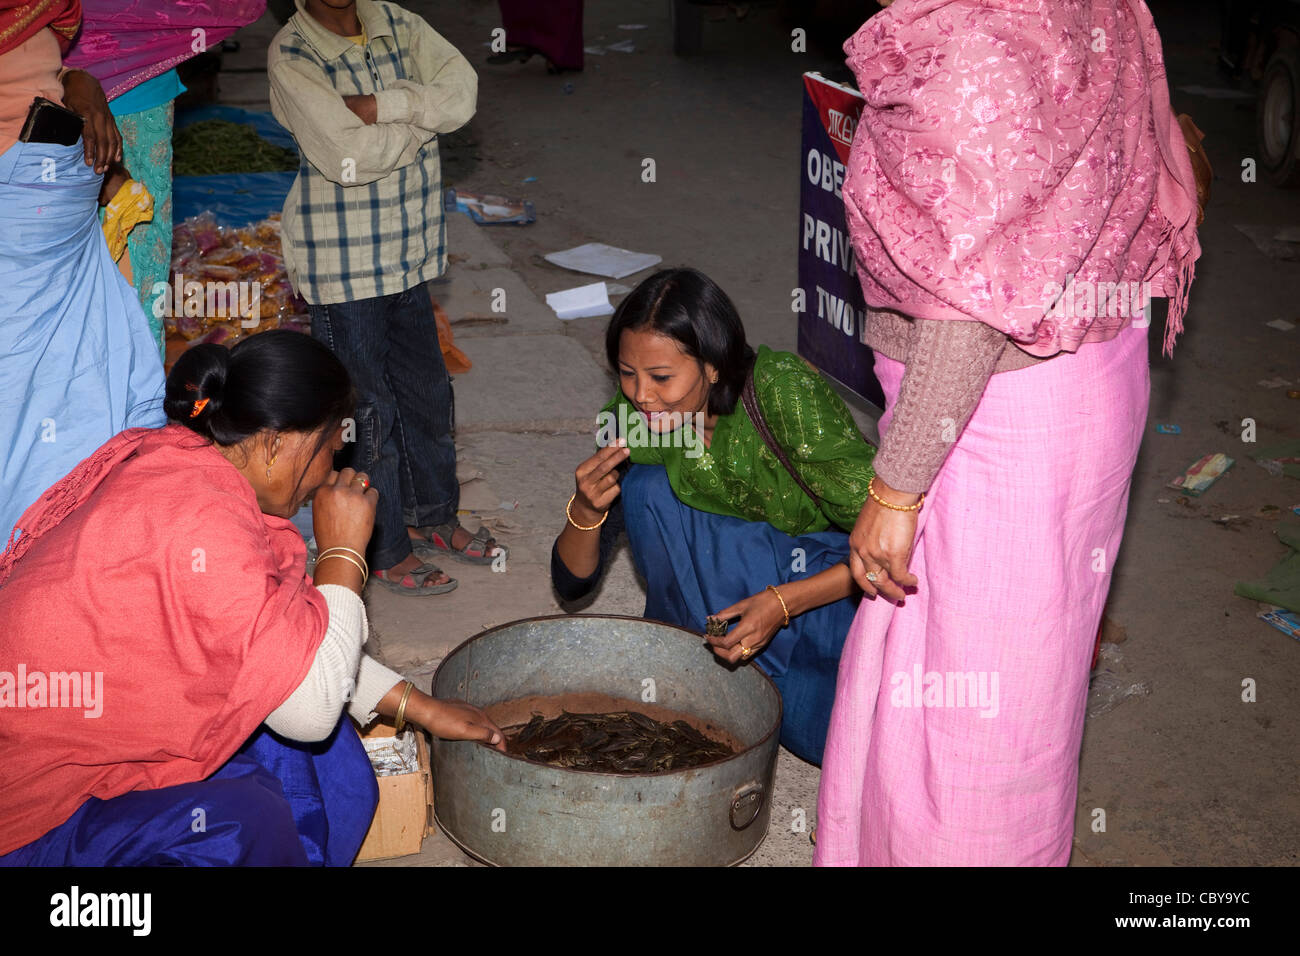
[622,464,856,765]
[1,718,378,866]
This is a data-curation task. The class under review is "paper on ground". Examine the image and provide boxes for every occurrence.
[544,242,662,279]
[546,281,615,320]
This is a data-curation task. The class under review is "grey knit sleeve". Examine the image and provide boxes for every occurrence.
[871,319,1008,494]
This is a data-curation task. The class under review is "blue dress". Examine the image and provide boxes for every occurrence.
[0,718,378,867]
[553,464,857,765]
[0,138,166,544]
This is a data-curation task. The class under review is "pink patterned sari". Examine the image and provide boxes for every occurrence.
[816,0,1197,866]
[62,0,266,100]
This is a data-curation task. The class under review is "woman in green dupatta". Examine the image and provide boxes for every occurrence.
[550,269,877,764]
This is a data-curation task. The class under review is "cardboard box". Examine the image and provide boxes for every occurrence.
[354,722,434,863]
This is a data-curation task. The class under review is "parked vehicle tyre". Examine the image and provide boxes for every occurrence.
[1258,47,1300,186]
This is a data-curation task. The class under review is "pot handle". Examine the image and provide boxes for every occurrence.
[730,781,765,830]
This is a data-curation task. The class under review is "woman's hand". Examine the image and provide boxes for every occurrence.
[60,69,121,174]
[376,683,507,752]
[414,697,507,752]
[312,466,378,556]
[706,588,788,665]
[572,440,629,526]
[848,477,921,601]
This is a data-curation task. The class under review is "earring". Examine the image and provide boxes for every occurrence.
[266,437,281,480]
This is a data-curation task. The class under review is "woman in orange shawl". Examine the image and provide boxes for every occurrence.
[0,331,504,865]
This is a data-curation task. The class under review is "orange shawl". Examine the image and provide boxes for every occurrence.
[0,424,328,855]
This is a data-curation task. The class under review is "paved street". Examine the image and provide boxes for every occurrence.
[220,0,1299,866]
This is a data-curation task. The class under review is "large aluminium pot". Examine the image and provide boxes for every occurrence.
[430,614,782,866]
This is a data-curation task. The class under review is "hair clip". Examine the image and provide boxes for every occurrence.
[189,398,209,418]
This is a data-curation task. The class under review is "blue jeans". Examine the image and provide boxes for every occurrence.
[308,285,458,569]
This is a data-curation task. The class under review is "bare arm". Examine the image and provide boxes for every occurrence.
[373,681,506,752]
[555,442,630,579]
[706,563,858,665]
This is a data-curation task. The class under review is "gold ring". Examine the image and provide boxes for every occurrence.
[739,644,753,659]
[866,570,880,583]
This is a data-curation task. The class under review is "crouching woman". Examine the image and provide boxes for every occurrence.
[551,269,878,764]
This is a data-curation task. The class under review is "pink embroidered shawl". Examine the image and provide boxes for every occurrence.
[62,0,266,100]
[843,0,1200,357]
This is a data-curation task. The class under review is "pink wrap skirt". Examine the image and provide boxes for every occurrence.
[815,322,1150,866]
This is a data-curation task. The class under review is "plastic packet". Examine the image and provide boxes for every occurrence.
[363,728,420,776]
[1086,670,1151,719]
[186,211,227,256]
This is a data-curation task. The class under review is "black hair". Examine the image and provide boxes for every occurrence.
[604,268,755,416]
[164,330,354,496]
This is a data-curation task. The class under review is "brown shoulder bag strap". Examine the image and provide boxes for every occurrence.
[740,370,822,511]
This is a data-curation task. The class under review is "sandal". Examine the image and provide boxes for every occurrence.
[370,562,458,596]
[412,522,507,566]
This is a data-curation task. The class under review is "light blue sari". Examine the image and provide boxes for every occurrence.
[0,139,166,544]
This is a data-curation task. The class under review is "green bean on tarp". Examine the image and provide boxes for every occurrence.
[173,119,300,176]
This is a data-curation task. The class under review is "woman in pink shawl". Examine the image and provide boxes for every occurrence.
[816,0,1200,865]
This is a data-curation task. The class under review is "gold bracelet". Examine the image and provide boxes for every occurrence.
[314,551,367,582]
[765,585,790,629]
[317,546,369,580]
[393,681,415,733]
[868,476,925,513]
[566,493,608,531]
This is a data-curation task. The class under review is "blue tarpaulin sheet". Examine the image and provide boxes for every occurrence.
[172,106,299,228]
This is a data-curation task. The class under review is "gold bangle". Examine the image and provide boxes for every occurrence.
[868,476,925,512]
[393,681,415,733]
[317,546,369,580]
[314,551,367,582]
[765,584,790,629]
[566,493,608,531]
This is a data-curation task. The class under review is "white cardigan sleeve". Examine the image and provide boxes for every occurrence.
[265,585,410,741]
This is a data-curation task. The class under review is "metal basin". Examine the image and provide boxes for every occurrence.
[430,614,782,866]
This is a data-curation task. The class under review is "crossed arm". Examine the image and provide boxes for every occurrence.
[267,14,476,186]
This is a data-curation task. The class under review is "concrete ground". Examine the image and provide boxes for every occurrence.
[219,0,1298,867]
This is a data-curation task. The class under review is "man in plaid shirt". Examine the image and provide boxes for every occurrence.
[270,0,504,593]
